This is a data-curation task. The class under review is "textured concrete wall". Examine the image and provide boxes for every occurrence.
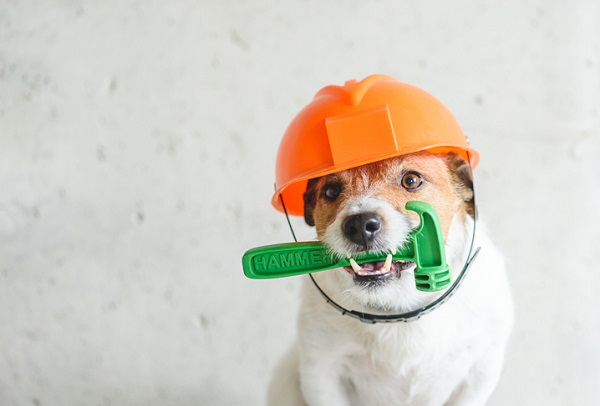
[1,1,599,405]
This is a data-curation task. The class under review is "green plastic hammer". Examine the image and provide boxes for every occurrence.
[242,201,451,292]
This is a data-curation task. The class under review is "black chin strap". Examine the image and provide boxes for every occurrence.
[279,155,480,324]
[307,248,480,324]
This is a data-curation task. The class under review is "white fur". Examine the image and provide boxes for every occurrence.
[268,198,513,406]
[323,196,413,259]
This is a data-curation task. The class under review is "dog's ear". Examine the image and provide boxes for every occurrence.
[446,154,475,218]
[303,178,319,227]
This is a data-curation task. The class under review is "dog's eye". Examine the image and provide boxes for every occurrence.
[400,172,423,191]
[322,183,341,200]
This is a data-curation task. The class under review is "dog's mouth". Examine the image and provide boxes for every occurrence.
[343,255,414,283]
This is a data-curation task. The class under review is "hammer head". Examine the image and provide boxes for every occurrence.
[406,201,451,292]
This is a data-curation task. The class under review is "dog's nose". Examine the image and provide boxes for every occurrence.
[342,213,383,248]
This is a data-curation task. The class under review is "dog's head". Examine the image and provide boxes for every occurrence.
[303,152,474,311]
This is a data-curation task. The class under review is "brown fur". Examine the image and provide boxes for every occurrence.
[303,152,474,240]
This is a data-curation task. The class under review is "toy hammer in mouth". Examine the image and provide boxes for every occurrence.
[242,201,451,292]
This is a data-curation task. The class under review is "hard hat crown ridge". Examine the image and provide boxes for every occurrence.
[316,74,396,106]
[272,74,480,216]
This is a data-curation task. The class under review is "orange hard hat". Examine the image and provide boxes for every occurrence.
[272,74,479,216]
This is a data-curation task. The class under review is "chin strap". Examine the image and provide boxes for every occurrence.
[307,247,480,324]
[280,154,480,324]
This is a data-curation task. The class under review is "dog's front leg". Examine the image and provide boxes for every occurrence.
[299,351,351,406]
[444,343,506,406]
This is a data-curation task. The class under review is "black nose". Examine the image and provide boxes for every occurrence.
[342,213,383,248]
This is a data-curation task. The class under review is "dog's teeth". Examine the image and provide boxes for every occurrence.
[349,258,362,272]
[391,248,397,255]
[383,254,392,271]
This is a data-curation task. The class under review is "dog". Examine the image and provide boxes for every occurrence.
[268,151,513,406]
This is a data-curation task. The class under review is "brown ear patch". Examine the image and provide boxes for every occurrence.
[303,178,319,226]
[445,154,475,218]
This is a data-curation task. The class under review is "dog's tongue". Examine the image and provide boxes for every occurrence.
[359,261,385,272]
[344,257,393,277]
[344,256,415,278]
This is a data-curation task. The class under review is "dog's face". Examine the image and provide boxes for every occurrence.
[303,152,474,311]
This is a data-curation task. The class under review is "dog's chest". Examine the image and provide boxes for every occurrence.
[339,350,471,405]
[337,322,476,405]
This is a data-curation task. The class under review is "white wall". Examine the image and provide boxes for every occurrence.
[1,0,599,405]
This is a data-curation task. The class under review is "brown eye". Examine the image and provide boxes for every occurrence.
[400,172,423,191]
[322,183,341,201]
